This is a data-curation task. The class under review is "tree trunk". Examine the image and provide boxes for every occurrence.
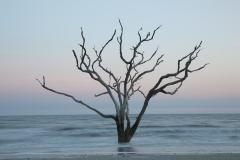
[117,129,133,143]
[116,120,133,143]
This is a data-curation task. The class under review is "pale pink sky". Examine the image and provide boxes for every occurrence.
[0,0,240,115]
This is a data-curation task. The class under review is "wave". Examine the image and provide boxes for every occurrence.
[0,138,29,144]
[135,129,187,137]
[141,124,220,129]
[55,127,83,131]
[60,132,113,138]
[54,126,115,132]
[229,135,239,140]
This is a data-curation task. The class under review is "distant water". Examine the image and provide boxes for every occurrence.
[0,114,240,155]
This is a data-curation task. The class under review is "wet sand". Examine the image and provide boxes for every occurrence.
[1,153,240,160]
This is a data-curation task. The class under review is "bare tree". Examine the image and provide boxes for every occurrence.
[37,20,208,143]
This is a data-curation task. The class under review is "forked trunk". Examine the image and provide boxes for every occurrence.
[116,120,134,143]
[117,132,132,143]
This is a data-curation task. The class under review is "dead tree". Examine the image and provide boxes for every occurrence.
[37,20,208,143]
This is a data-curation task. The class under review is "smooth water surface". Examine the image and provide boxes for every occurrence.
[0,114,240,154]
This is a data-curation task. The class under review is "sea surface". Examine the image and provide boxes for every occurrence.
[0,114,240,155]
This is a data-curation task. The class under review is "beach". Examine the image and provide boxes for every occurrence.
[1,153,240,160]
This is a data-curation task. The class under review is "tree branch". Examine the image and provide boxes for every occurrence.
[72,27,120,115]
[131,41,208,136]
[94,91,108,97]
[151,41,206,95]
[117,19,130,64]
[36,76,116,120]
[161,81,183,95]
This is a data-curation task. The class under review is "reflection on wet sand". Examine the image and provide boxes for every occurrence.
[117,146,137,153]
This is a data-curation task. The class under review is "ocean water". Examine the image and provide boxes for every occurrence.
[0,114,240,155]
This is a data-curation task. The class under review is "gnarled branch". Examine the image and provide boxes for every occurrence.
[131,41,208,137]
[36,76,116,120]
[151,41,208,95]
[72,28,120,115]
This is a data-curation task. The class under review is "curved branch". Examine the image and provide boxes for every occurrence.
[73,28,120,114]
[122,25,162,101]
[95,91,108,97]
[161,81,183,95]
[152,41,206,93]
[36,76,116,120]
[131,41,208,136]
[99,30,116,56]
[134,54,164,82]
[188,63,209,73]
[117,19,130,64]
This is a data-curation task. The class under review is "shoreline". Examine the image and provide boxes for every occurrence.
[1,153,240,160]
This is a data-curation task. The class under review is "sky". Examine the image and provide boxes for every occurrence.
[0,0,240,115]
